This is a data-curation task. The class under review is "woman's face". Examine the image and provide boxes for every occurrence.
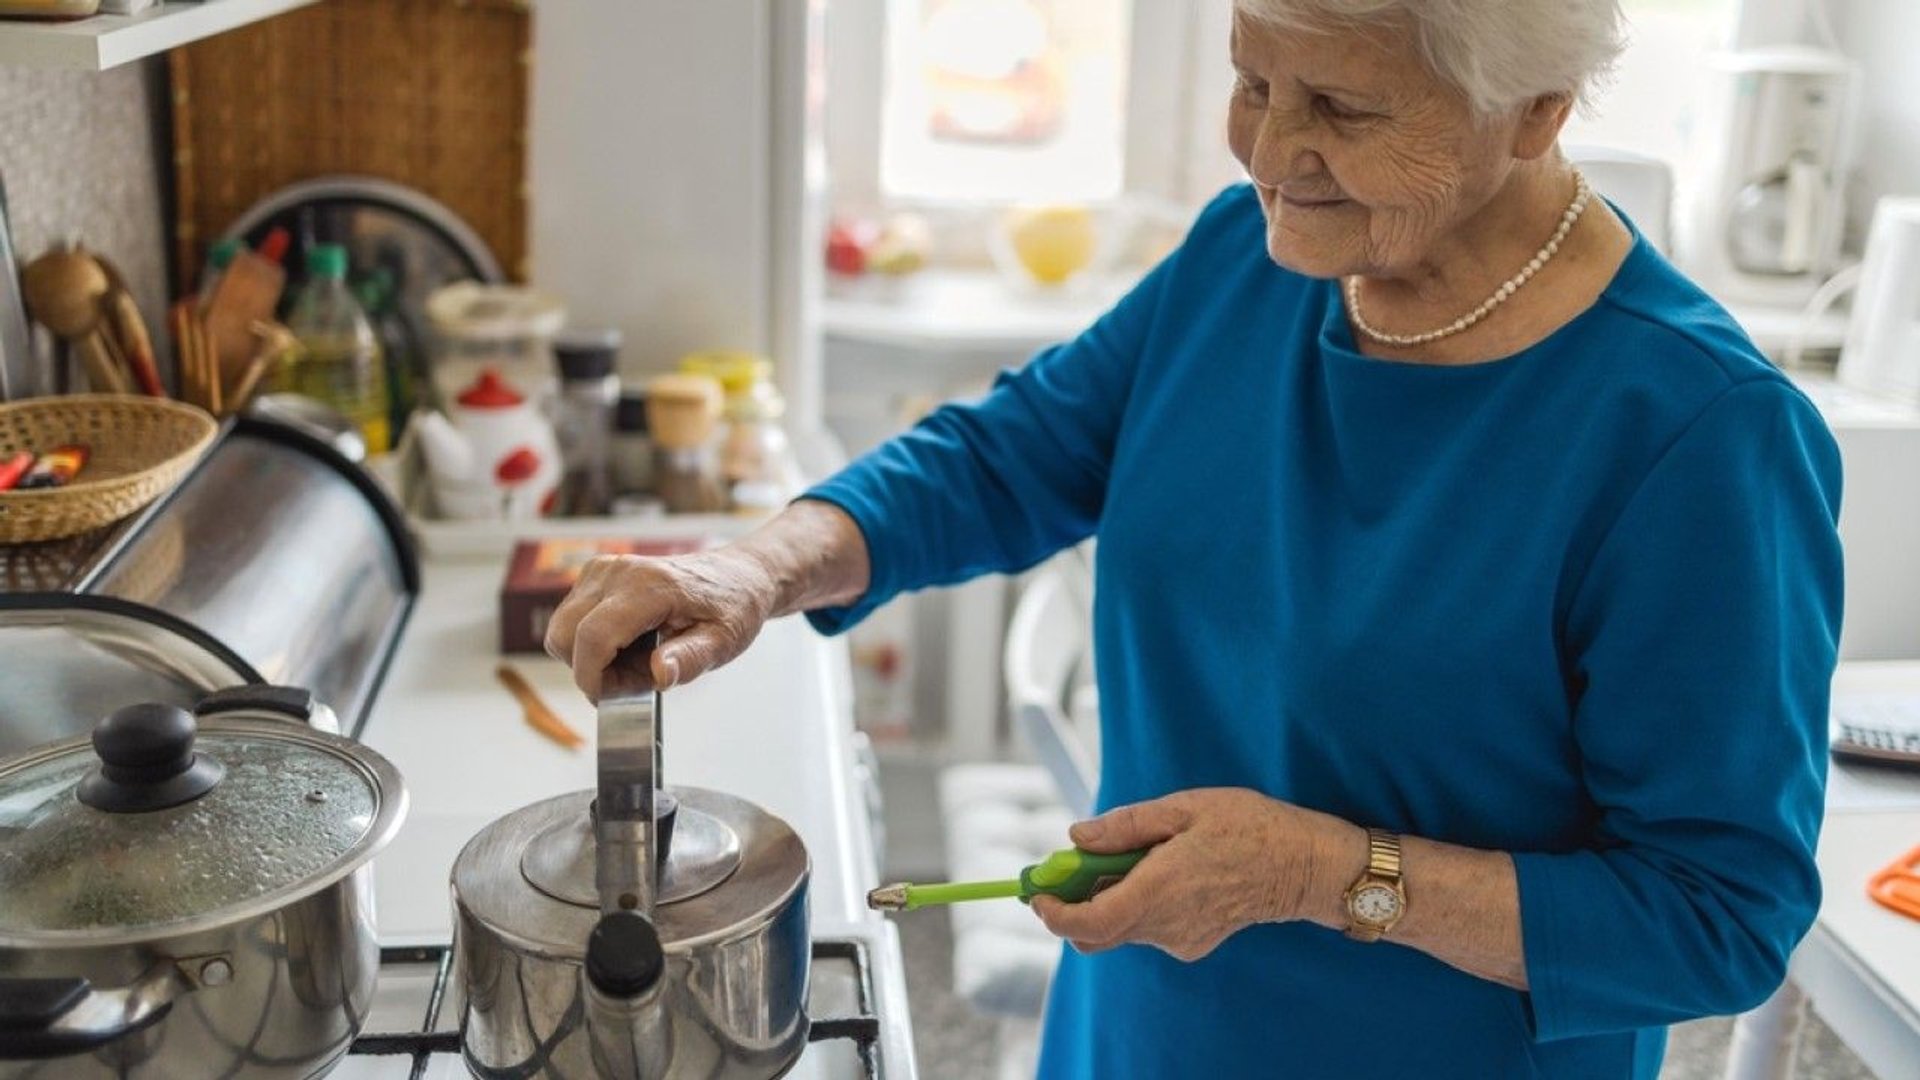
[1225,13,1527,279]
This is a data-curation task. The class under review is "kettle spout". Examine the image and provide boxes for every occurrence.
[582,911,674,1078]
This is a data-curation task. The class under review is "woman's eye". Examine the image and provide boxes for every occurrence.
[1235,75,1269,103]
[1314,94,1366,121]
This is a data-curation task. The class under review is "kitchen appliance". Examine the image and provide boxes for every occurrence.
[0,414,419,752]
[1675,47,1859,306]
[451,634,814,1078]
[1837,196,1920,404]
[1830,696,1920,771]
[0,692,407,1078]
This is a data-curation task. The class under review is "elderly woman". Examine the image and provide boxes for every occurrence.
[547,0,1844,1075]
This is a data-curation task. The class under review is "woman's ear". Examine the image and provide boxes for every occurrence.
[1512,92,1574,160]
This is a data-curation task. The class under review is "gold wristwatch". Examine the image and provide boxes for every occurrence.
[1342,828,1406,942]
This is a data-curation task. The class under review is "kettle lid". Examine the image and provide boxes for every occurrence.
[519,790,744,908]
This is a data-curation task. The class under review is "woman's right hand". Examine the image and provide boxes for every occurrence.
[544,547,780,702]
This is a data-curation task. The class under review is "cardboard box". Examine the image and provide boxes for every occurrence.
[500,537,707,654]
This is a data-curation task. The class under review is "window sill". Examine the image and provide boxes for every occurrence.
[822,268,1136,355]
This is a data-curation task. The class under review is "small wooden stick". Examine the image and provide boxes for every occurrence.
[226,350,275,416]
[170,303,196,407]
[200,317,221,416]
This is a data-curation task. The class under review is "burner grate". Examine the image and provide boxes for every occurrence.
[344,939,889,1079]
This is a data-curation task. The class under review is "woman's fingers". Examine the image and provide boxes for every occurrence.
[543,563,611,666]
[1068,795,1193,853]
[545,552,779,700]
[658,619,760,687]
[568,591,673,702]
[1030,883,1146,949]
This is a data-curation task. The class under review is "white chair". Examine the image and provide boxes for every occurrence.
[1566,143,1675,255]
[936,549,1101,1078]
[1002,550,1100,818]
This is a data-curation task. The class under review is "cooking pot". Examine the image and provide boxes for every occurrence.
[0,693,406,1078]
[451,633,811,1078]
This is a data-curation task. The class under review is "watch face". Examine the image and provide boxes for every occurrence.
[1351,884,1402,925]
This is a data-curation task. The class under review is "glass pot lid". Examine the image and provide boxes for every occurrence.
[0,704,406,942]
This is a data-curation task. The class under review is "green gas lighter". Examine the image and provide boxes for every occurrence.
[866,847,1150,912]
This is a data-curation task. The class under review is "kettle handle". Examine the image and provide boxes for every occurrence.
[596,630,662,916]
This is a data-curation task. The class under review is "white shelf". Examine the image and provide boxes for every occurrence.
[0,0,318,71]
[823,268,1132,355]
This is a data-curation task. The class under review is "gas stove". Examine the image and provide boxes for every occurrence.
[331,921,917,1080]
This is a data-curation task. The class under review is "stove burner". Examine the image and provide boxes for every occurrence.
[345,940,892,1079]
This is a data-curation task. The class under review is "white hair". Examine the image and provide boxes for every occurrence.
[1234,0,1626,118]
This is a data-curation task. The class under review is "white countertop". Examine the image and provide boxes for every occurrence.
[357,551,883,946]
[1793,662,1920,1074]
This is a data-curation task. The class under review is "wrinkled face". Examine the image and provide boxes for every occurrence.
[1225,13,1524,279]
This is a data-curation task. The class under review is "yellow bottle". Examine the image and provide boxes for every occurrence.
[275,244,390,454]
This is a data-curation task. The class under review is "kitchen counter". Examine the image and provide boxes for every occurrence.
[1727,660,1920,1080]
[355,550,885,944]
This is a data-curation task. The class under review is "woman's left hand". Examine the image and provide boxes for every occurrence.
[1030,788,1361,961]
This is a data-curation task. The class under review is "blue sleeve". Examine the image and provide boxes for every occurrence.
[799,238,1179,634]
[1512,379,1843,1041]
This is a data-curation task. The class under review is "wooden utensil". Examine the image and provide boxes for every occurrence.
[225,320,294,415]
[20,248,131,394]
[97,256,167,397]
[203,249,285,393]
[495,662,584,749]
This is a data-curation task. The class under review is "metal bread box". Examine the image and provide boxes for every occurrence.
[0,416,419,754]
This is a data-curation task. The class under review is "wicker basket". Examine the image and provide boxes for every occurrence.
[0,396,219,544]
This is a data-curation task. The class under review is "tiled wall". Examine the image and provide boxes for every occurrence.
[0,59,172,390]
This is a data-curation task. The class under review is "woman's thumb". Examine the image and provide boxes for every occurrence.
[1068,798,1185,852]
[656,622,744,687]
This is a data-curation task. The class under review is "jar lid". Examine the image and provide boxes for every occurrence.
[614,391,650,434]
[426,282,567,341]
[0,707,405,943]
[555,330,621,382]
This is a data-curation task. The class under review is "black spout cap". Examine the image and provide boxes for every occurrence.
[586,911,666,998]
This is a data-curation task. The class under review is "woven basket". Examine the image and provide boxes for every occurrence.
[0,396,219,544]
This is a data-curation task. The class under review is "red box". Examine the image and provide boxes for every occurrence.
[499,537,708,654]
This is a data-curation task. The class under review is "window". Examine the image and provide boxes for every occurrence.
[827,0,1222,215]
[880,0,1133,203]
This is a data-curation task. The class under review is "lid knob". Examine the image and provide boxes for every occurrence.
[77,704,226,814]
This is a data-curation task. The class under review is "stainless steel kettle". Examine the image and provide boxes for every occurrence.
[450,633,812,1078]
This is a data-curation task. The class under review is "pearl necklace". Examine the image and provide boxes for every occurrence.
[1344,171,1593,348]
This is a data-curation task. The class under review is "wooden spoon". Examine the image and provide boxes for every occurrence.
[21,248,129,394]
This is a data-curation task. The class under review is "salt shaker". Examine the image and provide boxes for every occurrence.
[646,373,726,514]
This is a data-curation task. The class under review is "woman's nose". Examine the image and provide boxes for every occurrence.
[1247,109,1322,188]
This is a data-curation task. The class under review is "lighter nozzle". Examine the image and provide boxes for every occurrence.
[866,883,910,911]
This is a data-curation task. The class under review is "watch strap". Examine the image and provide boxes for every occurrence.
[1366,828,1402,881]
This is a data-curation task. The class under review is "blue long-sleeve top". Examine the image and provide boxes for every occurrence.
[804,184,1843,1079]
